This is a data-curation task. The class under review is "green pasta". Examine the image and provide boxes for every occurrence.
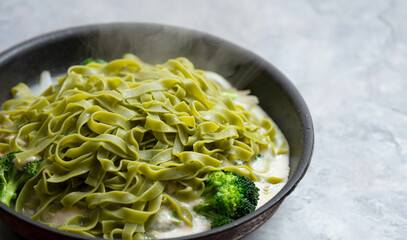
[0,54,288,239]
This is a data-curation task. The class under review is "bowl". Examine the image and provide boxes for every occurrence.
[0,23,314,240]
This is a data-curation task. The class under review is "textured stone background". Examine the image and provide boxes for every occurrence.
[0,0,406,239]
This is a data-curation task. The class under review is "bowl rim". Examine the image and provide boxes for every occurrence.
[0,22,314,240]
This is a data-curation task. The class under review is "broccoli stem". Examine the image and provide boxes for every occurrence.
[0,174,7,186]
[0,170,29,207]
[0,179,27,207]
[0,151,43,206]
[0,181,19,206]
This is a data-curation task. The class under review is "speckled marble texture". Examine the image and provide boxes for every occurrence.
[0,0,406,239]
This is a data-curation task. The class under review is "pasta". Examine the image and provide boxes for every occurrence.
[0,54,289,239]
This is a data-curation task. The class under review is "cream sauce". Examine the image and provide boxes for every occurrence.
[12,155,41,171]
[148,205,211,239]
[254,155,289,210]
[41,206,84,226]
[30,71,57,96]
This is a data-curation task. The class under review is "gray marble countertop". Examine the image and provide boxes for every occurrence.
[0,0,406,239]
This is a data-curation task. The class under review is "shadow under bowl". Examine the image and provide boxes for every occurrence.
[0,23,314,240]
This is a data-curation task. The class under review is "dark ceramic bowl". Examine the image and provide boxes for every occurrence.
[0,23,314,240]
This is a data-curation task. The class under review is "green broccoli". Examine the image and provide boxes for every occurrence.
[81,58,107,65]
[193,170,260,228]
[0,151,43,206]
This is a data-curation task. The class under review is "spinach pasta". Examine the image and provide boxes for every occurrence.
[0,54,289,239]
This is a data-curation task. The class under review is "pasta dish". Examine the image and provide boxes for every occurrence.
[0,54,289,239]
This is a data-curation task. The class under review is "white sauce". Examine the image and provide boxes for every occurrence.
[12,155,41,171]
[148,205,211,239]
[4,134,26,146]
[254,153,290,210]
[30,71,57,96]
[251,152,290,181]
[204,71,232,89]
[41,206,84,226]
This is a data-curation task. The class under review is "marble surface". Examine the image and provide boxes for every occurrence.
[0,0,406,239]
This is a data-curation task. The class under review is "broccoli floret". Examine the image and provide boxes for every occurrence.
[0,151,43,206]
[193,170,260,228]
[81,58,107,65]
